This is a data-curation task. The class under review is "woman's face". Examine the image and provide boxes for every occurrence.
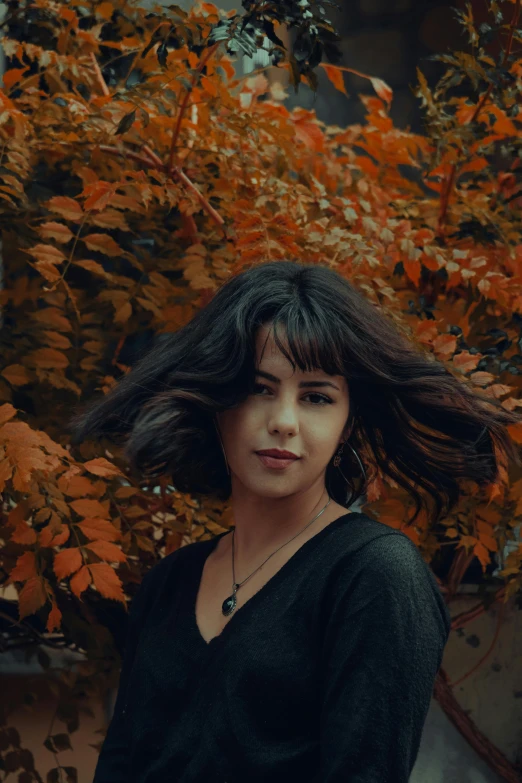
[215,323,350,500]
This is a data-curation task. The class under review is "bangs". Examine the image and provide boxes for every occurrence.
[258,308,346,379]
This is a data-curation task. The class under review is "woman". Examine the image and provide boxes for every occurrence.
[69,260,519,783]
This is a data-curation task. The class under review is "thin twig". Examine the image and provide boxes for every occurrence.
[99,144,165,170]
[99,145,225,229]
[167,42,220,173]
[173,165,225,226]
[89,52,110,97]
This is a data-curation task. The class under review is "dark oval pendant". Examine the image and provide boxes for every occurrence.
[222,593,237,616]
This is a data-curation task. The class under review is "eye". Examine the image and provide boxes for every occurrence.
[252,383,333,406]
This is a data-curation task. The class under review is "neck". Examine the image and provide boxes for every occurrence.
[226,481,334,564]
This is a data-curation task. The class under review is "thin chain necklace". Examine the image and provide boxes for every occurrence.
[221,496,332,617]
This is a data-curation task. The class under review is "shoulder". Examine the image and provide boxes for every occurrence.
[324,514,451,638]
[328,513,430,572]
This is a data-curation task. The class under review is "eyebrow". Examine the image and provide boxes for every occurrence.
[255,370,341,391]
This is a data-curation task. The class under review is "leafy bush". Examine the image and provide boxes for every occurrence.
[0,0,521,780]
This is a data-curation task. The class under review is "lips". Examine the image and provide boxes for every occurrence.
[256,449,299,459]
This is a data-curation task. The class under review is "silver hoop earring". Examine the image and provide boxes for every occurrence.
[332,440,366,504]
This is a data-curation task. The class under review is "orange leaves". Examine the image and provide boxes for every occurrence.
[18,577,48,618]
[77,517,122,542]
[0,0,520,654]
[320,63,393,106]
[26,243,66,284]
[85,540,127,563]
[47,196,84,221]
[0,402,17,426]
[85,563,126,602]
[321,64,348,97]
[81,180,118,211]
[26,347,69,369]
[293,110,325,153]
[95,1,117,21]
[83,457,125,478]
[70,497,111,519]
[369,77,393,106]
[0,364,30,390]
[8,551,37,583]
[82,233,123,257]
[2,67,30,91]
[37,221,75,244]
[53,547,83,579]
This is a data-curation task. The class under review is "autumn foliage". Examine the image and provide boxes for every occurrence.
[0,0,522,779]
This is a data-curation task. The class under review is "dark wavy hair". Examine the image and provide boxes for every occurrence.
[68,260,522,527]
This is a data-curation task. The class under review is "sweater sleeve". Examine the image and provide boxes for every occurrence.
[92,557,170,783]
[315,532,451,783]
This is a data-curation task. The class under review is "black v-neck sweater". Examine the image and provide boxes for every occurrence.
[92,512,451,783]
